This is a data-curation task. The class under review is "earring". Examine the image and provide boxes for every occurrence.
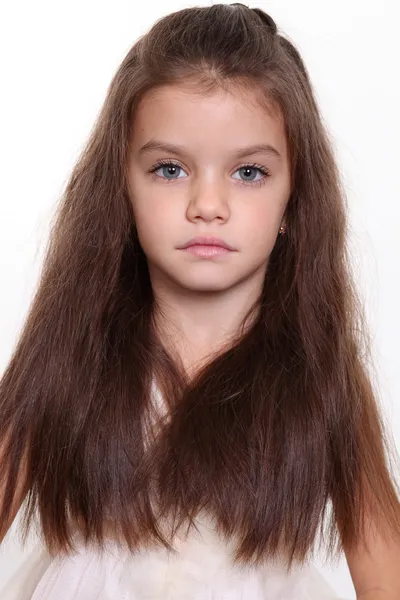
[279,224,287,235]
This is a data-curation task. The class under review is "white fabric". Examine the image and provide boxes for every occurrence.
[0,381,350,599]
[1,512,347,599]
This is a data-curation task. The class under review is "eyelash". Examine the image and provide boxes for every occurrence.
[148,159,271,188]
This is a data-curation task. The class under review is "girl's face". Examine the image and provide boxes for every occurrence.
[127,84,291,296]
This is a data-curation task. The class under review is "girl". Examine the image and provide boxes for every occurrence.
[1,3,399,599]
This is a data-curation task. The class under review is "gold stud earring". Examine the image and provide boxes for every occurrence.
[279,224,287,235]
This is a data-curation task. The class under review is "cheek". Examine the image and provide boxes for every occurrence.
[132,188,175,224]
[132,198,176,254]
[240,205,279,249]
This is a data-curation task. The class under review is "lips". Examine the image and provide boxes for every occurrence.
[179,236,235,251]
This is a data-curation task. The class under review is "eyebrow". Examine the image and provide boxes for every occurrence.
[138,139,282,160]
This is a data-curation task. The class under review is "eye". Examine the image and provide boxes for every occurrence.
[148,160,271,188]
[149,160,186,182]
[232,164,271,187]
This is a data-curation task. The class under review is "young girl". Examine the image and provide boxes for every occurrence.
[1,3,399,599]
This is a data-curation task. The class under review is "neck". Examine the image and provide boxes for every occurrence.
[150,272,263,378]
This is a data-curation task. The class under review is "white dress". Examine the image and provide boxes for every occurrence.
[0,513,349,600]
[0,382,350,599]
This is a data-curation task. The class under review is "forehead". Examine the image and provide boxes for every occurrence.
[130,83,288,161]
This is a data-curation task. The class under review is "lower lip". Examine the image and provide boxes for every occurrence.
[181,244,233,257]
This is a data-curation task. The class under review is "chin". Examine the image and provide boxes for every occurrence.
[173,275,240,293]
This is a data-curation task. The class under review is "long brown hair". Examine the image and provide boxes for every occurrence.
[1,3,399,574]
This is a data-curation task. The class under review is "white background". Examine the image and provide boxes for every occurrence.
[0,1,399,598]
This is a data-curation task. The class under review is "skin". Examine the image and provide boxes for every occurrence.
[127,83,292,376]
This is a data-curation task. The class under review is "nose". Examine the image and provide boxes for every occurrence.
[186,178,231,223]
